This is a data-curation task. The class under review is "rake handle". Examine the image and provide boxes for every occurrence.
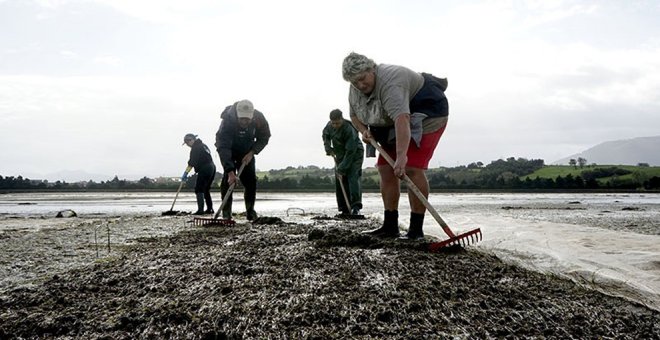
[169,181,185,211]
[368,139,456,238]
[213,161,248,220]
[333,156,351,212]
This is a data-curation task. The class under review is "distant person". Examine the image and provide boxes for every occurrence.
[215,99,271,220]
[342,52,449,240]
[182,133,216,215]
[322,109,364,215]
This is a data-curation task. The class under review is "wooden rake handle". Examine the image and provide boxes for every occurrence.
[368,139,456,238]
[213,161,248,220]
[169,181,185,211]
[333,155,351,212]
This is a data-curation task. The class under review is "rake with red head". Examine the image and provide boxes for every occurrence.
[369,139,482,251]
[191,162,246,227]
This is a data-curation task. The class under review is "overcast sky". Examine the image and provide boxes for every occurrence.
[1,0,659,181]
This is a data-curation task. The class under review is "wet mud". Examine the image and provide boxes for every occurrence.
[494,201,660,236]
[0,216,658,339]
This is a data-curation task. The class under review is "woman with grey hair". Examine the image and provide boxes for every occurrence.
[342,52,449,240]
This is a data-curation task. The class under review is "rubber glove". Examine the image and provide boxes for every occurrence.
[181,166,192,180]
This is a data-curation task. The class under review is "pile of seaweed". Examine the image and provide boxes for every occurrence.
[0,218,658,339]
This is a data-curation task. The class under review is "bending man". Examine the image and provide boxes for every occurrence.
[322,109,364,215]
[215,99,271,221]
[342,52,449,240]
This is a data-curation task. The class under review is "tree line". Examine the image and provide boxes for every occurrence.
[2,158,659,191]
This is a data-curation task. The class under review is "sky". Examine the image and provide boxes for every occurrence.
[1,0,660,182]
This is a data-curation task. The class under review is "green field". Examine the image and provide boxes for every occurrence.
[523,165,660,183]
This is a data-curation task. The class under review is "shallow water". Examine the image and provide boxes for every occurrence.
[1,191,659,310]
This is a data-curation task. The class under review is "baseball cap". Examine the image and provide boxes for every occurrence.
[182,133,197,145]
[236,99,254,119]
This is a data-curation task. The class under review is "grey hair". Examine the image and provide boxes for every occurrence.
[342,52,376,81]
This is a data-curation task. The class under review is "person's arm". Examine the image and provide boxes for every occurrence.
[251,112,271,155]
[337,125,359,174]
[393,113,411,177]
[188,145,199,170]
[350,114,372,143]
[215,120,236,173]
[322,124,334,156]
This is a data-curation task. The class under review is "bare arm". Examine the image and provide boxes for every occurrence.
[350,115,372,142]
[393,113,411,177]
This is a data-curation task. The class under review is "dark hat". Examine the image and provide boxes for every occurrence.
[182,133,197,145]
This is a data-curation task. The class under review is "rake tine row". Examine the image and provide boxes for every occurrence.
[190,217,236,227]
[366,140,484,251]
[428,228,482,253]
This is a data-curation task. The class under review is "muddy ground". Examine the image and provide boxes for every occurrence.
[0,215,658,339]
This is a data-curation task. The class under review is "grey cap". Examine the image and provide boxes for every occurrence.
[182,133,197,145]
[236,99,254,119]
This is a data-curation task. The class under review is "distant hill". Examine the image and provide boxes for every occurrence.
[553,136,660,166]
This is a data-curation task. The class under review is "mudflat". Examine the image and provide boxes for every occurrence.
[0,215,658,338]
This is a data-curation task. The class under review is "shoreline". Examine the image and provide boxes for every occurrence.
[1,215,658,338]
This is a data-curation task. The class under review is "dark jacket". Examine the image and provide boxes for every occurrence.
[215,103,271,173]
[322,119,364,174]
[188,139,214,173]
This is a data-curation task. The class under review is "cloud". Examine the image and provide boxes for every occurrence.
[93,55,123,66]
[2,0,660,180]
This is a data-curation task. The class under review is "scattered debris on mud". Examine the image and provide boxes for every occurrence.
[0,217,658,339]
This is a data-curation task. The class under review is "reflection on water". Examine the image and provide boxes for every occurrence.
[3,191,660,217]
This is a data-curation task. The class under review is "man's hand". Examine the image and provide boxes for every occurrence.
[361,129,373,144]
[181,171,188,181]
[393,155,407,178]
[242,151,254,165]
[228,171,238,186]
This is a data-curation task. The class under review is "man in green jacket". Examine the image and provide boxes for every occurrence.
[322,109,364,215]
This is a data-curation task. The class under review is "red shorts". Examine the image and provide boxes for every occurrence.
[376,125,446,170]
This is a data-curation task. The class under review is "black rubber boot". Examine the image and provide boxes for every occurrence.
[362,210,400,237]
[245,200,258,221]
[222,204,232,219]
[204,192,214,214]
[193,193,205,215]
[400,212,425,240]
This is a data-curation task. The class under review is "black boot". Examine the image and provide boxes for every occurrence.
[400,212,425,240]
[220,184,233,219]
[362,210,400,237]
[245,200,258,221]
[193,193,205,215]
[221,201,232,219]
[204,192,214,214]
